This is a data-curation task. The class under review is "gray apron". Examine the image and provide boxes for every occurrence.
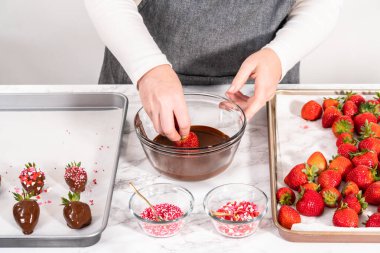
[99,0,299,85]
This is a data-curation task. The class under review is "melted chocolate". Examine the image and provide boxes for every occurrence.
[63,201,92,229]
[13,200,40,235]
[151,125,234,181]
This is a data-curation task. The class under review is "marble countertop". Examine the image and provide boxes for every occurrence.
[2,84,380,253]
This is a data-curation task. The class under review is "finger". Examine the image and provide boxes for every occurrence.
[244,77,269,120]
[152,112,163,135]
[160,109,181,141]
[174,102,191,137]
[227,59,257,93]
[226,92,250,110]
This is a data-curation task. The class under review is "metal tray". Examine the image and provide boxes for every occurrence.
[0,93,128,247]
[268,89,380,243]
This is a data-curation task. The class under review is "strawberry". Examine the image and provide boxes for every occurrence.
[320,187,341,208]
[341,192,367,214]
[322,98,340,111]
[336,132,355,148]
[354,113,377,134]
[13,190,40,235]
[364,181,380,205]
[360,121,380,139]
[317,169,342,189]
[174,132,200,148]
[365,213,380,227]
[284,163,318,191]
[346,165,378,191]
[322,106,342,128]
[332,204,359,227]
[278,205,301,230]
[328,155,353,179]
[332,116,354,137]
[296,189,324,216]
[301,100,323,121]
[345,92,365,107]
[19,162,45,196]
[337,143,358,159]
[351,150,378,168]
[298,182,320,193]
[378,206,380,212]
[276,187,296,205]
[64,161,87,193]
[358,137,380,155]
[359,101,380,116]
[61,192,92,229]
[307,151,327,174]
[342,100,358,118]
[342,181,360,197]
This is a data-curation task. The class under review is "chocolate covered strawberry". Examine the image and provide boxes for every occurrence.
[276,187,296,205]
[61,192,92,229]
[351,150,378,168]
[322,98,340,111]
[278,205,301,230]
[284,163,317,191]
[365,213,380,227]
[336,132,355,148]
[328,155,353,180]
[341,192,367,214]
[296,189,324,217]
[174,132,200,148]
[322,106,342,128]
[64,161,88,193]
[342,181,360,197]
[337,143,358,159]
[332,205,359,228]
[332,116,354,137]
[317,169,342,189]
[320,187,341,208]
[342,100,358,118]
[307,151,327,174]
[346,165,378,191]
[301,100,322,121]
[364,181,380,205]
[19,162,45,196]
[13,190,40,235]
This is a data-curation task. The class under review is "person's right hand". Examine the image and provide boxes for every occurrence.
[137,64,190,141]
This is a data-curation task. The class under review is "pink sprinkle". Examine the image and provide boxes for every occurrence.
[89,200,94,206]
[36,195,41,199]
[302,125,309,129]
[92,179,97,185]
[47,200,52,204]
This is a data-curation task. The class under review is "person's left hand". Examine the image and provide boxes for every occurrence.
[225,48,282,120]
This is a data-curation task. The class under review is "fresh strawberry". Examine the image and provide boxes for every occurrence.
[61,191,92,229]
[351,150,378,168]
[342,100,358,118]
[13,190,40,235]
[346,165,378,191]
[298,182,320,193]
[336,132,356,148]
[278,205,301,230]
[276,187,296,205]
[328,155,353,179]
[332,116,354,137]
[301,100,323,121]
[337,143,358,159]
[332,204,359,227]
[354,113,377,134]
[359,101,380,116]
[296,189,324,216]
[345,92,365,107]
[378,206,380,212]
[342,181,360,197]
[320,187,341,208]
[64,161,87,193]
[365,213,380,227]
[317,169,342,189]
[19,162,45,196]
[284,163,318,191]
[307,151,327,174]
[341,192,367,214]
[322,98,340,111]
[358,137,380,155]
[322,106,342,128]
[174,132,200,148]
[364,181,380,205]
[359,121,380,139]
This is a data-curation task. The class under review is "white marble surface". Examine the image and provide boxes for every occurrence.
[2,84,380,253]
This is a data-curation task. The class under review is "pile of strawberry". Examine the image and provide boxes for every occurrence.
[278,92,380,229]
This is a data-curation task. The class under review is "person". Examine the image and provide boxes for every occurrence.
[86,0,343,141]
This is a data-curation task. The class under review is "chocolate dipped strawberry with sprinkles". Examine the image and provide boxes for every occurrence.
[19,162,45,196]
[64,162,88,193]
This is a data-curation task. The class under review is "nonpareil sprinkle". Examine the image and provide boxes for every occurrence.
[141,203,183,221]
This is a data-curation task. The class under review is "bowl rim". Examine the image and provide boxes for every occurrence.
[203,183,268,225]
[134,93,247,154]
[129,183,195,224]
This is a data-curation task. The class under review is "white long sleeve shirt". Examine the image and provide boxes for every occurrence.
[85,0,343,84]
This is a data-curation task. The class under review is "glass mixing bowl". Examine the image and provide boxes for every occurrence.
[134,93,246,181]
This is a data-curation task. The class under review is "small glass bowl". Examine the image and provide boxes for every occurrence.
[203,183,268,238]
[129,183,194,238]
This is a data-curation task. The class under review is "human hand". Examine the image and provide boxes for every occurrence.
[225,48,282,120]
[138,64,190,141]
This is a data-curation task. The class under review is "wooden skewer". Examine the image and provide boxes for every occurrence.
[129,182,163,222]
[211,211,234,217]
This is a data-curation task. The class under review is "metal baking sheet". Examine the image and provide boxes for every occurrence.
[268,89,380,243]
[0,93,128,247]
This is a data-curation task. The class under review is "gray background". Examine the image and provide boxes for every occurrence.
[0,0,378,84]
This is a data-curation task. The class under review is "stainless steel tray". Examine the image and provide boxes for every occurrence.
[0,93,128,247]
[268,89,380,243]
